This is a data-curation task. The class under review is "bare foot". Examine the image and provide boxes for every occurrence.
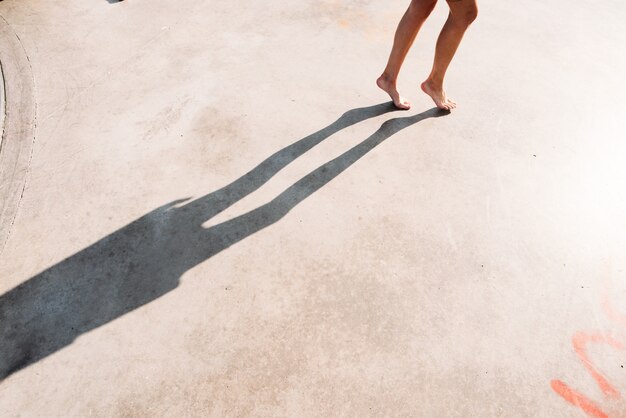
[421,80,456,110]
[377,75,411,110]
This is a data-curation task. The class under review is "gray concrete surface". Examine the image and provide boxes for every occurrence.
[1,0,626,416]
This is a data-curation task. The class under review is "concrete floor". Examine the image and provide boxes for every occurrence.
[1,0,626,416]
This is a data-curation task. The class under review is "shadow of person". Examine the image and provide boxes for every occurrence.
[0,104,447,380]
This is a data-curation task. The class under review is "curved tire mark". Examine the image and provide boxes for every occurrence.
[0,15,36,255]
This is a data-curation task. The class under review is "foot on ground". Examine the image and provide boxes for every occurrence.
[377,75,411,110]
[421,80,456,110]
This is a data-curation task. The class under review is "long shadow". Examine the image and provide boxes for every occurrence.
[0,104,447,380]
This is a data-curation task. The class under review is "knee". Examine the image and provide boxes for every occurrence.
[408,0,438,17]
[465,5,478,24]
[458,5,478,26]
[447,0,478,26]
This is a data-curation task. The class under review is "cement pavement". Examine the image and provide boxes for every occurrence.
[1,0,626,416]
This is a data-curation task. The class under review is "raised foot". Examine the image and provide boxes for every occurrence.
[377,76,411,110]
[421,81,456,110]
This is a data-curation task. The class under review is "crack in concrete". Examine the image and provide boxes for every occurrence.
[0,57,6,155]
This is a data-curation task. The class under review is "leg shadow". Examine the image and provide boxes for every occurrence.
[0,104,446,380]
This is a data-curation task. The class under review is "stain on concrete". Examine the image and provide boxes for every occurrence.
[140,100,187,142]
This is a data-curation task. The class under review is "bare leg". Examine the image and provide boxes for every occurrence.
[378,0,438,110]
[421,0,478,110]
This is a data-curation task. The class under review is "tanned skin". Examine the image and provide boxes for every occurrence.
[377,0,478,110]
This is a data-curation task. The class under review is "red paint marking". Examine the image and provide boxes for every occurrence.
[572,332,624,400]
[601,291,626,329]
[551,380,609,418]
[598,260,626,328]
[552,264,626,416]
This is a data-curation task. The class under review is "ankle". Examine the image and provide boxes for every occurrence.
[425,77,443,90]
[378,72,397,85]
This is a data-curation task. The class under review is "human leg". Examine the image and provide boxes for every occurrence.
[421,0,478,110]
[378,0,438,109]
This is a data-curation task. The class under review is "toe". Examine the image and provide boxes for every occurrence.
[395,101,410,110]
